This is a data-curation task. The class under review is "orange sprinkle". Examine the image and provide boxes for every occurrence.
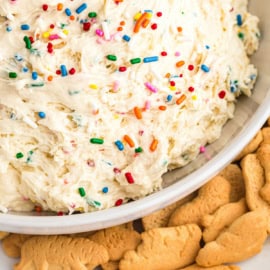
[159,105,167,111]
[134,12,149,33]
[176,60,185,68]
[150,138,158,152]
[123,135,135,148]
[57,3,63,11]
[70,15,75,21]
[142,18,150,28]
[117,26,123,32]
[176,94,187,105]
[177,26,183,32]
[120,21,126,26]
[134,106,142,119]
[165,73,171,79]
[47,75,53,81]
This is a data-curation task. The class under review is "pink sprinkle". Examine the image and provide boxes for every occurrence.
[113,168,121,174]
[113,80,120,92]
[145,100,151,110]
[96,29,104,37]
[175,51,181,57]
[145,82,158,93]
[199,146,206,153]
[49,34,60,40]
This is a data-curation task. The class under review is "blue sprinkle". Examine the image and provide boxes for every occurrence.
[143,56,159,63]
[122,34,131,42]
[201,64,210,73]
[115,140,124,151]
[32,72,38,80]
[236,14,243,26]
[22,67,28,73]
[144,10,153,13]
[205,45,210,50]
[21,24,30,31]
[6,26,12,32]
[167,95,173,102]
[15,54,23,61]
[38,112,46,119]
[60,65,68,77]
[76,3,87,14]
[102,187,109,193]
[65,8,72,16]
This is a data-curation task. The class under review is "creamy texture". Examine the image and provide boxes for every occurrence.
[0,0,259,213]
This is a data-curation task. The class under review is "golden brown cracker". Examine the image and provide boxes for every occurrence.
[2,234,33,258]
[142,192,196,230]
[0,231,9,240]
[101,260,119,270]
[196,210,268,267]
[178,264,240,270]
[240,154,270,232]
[119,224,202,270]
[14,235,109,270]
[168,176,231,227]
[89,226,141,261]
[257,143,270,203]
[201,198,248,243]
[219,164,245,202]
[262,127,270,144]
[234,130,263,161]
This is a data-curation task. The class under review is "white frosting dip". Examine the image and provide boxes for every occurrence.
[0,0,259,213]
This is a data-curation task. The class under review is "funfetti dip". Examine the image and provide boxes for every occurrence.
[0,0,259,214]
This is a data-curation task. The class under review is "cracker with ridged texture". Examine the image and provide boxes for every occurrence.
[240,154,270,232]
[0,231,9,240]
[89,226,141,261]
[2,234,33,258]
[262,127,270,144]
[101,261,119,270]
[119,224,201,270]
[201,198,248,243]
[218,164,245,202]
[142,192,196,230]
[234,130,263,161]
[257,143,270,203]
[168,176,231,227]
[14,235,109,270]
[178,264,240,270]
[196,210,268,267]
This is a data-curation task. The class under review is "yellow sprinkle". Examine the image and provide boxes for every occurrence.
[42,32,50,38]
[63,29,69,35]
[146,12,153,19]
[114,114,119,119]
[89,84,98,90]
[134,12,142,20]
[169,86,176,91]
[75,207,84,212]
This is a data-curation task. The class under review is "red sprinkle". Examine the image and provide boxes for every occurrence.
[218,90,226,99]
[57,211,64,216]
[69,68,76,75]
[119,66,127,72]
[125,172,135,184]
[151,23,158,30]
[83,22,91,31]
[115,199,123,206]
[50,24,55,29]
[170,81,176,87]
[156,12,163,17]
[113,168,121,174]
[188,86,195,92]
[29,36,34,44]
[161,51,167,56]
[188,64,194,71]
[42,4,48,11]
[56,70,61,75]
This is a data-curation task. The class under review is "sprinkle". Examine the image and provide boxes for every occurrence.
[156,12,163,17]
[115,199,123,206]
[123,135,135,148]
[60,65,68,77]
[107,54,117,61]
[135,147,143,153]
[16,152,24,159]
[38,112,46,119]
[21,24,30,31]
[119,66,127,72]
[113,167,121,174]
[115,140,124,151]
[9,72,17,79]
[89,84,98,90]
[95,29,104,37]
[47,75,53,81]
[23,36,32,49]
[125,172,135,184]
[238,32,244,39]
[236,14,243,26]
[201,64,210,73]
[122,34,131,42]
[6,26,12,32]
[76,3,87,14]
[22,67,28,72]
[176,60,185,68]
[32,72,38,80]
[65,8,72,16]
[151,23,158,30]
[78,187,86,197]
[143,56,159,63]
[88,12,97,18]
[188,64,194,71]
[134,106,142,119]
[42,4,48,11]
[177,26,183,33]
[205,45,211,50]
[130,58,141,64]
[69,68,76,75]
[145,82,158,93]
[102,187,109,193]
[161,51,167,56]
[49,34,60,40]
[176,94,187,105]
[218,90,226,99]
[83,22,91,31]
[57,3,63,11]
[102,21,110,40]
[145,100,151,110]
[90,138,104,144]
[134,12,149,33]
[167,95,173,102]
[159,105,167,111]
[150,138,158,152]
[188,86,195,92]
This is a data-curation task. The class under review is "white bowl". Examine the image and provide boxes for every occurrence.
[0,0,269,235]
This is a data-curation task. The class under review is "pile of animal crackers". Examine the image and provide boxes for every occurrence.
[1,117,270,270]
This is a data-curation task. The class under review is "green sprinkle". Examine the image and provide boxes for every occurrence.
[135,147,143,153]
[16,152,24,159]
[107,55,117,61]
[88,12,97,18]
[238,32,244,39]
[90,138,104,144]
[23,36,32,49]
[78,187,86,197]
[9,72,17,79]
[130,58,141,65]
[86,197,101,208]
[28,82,45,87]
